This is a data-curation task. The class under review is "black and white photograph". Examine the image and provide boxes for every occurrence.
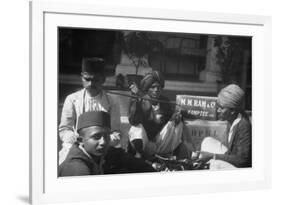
[57,28,252,176]
[26,1,274,204]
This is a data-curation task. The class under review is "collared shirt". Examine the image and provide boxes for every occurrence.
[59,89,121,143]
[228,113,242,144]
[78,144,104,175]
[84,90,109,113]
[59,143,104,176]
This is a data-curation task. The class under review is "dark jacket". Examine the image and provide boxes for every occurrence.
[59,143,102,176]
[128,94,173,141]
[59,144,155,177]
[217,115,252,168]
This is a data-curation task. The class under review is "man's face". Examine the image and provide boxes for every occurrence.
[217,102,233,121]
[80,126,110,157]
[81,72,104,95]
[147,82,162,99]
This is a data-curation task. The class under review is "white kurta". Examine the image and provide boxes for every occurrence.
[58,89,121,164]
[199,114,242,170]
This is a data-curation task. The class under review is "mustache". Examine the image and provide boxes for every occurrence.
[151,92,160,97]
[85,84,99,89]
[96,146,107,153]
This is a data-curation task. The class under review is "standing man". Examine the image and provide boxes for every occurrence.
[59,111,155,176]
[59,57,121,164]
[197,84,252,169]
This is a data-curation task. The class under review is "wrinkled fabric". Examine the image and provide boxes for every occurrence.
[200,114,252,168]
[209,159,236,170]
[59,89,121,142]
[201,136,228,155]
[200,137,236,170]
[128,94,173,141]
[218,84,245,109]
[59,144,155,176]
[129,121,183,156]
[228,113,242,144]
[59,143,103,176]
[58,89,121,164]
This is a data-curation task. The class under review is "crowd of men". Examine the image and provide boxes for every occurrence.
[58,57,252,176]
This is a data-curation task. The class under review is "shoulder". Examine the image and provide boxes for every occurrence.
[59,158,91,176]
[238,115,251,130]
[69,89,85,98]
[233,115,251,139]
[103,91,119,104]
[59,145,91,176]
[65,89,84,101]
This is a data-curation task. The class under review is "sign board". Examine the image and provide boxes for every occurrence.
[176,95,217,120]
[183,120,228,151]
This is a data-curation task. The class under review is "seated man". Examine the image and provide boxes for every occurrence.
[128,71,190,159]
[59,111,155,176]
[196,84,252,169]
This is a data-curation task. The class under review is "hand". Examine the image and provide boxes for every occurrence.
[196,151,215,163]
[129,82,139,95]
[141,97,152,112]
[152,162,165,171]
[110,131,121,147]
[191,151,200,160]
[170,111,183,126]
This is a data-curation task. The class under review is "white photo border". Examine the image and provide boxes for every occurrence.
[30,1,272,204]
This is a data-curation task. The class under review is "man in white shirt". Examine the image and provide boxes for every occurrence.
[58,57,121,164]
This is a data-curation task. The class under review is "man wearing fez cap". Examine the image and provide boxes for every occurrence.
[196,84,252,169]
[58,57,121,165]
[59,111,155,176]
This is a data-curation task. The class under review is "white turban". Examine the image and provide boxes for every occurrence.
[218,84,245,109]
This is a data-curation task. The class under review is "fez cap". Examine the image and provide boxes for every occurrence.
[81,57,105,74]
[77,111,110,132]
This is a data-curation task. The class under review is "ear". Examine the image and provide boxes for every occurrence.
[230,109,238,118]
[78,128,86,139]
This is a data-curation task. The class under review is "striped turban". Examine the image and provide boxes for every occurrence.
[140,71,165,92]
[218,84,245,110]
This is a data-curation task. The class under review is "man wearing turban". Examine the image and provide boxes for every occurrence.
[128,71,190,160]
[196,84,252,169]
[59,111,155,176]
